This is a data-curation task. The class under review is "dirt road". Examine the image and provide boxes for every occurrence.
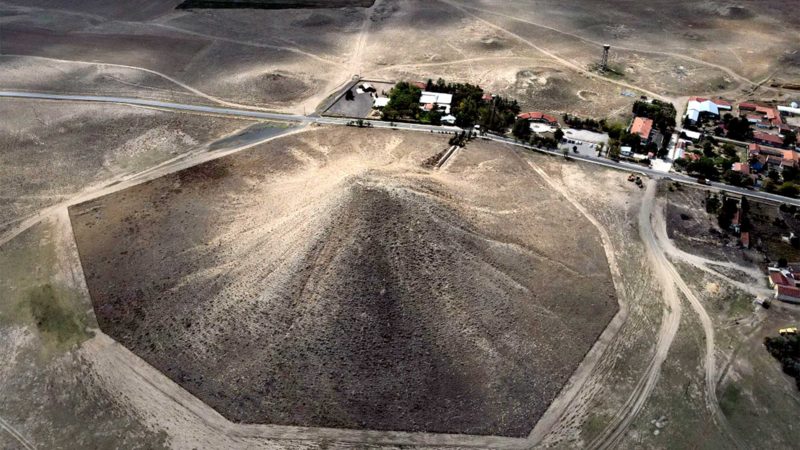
[0,124,305,249]
[0,415,35,450]
[447,2,775,95]
[653,201,771,298]
[589,181,741,448]
[585,181,682,449]
[519,157,630,446]
[442,0,670,103]
[650,200,745,448]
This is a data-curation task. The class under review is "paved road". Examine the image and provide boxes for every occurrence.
[485,135,800,207]
[0,91,463,133]
[3,90,800,208]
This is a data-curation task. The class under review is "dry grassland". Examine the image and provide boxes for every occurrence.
[2,1,798,118]
[0,99,255,234]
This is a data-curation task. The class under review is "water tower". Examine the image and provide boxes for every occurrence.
[601,44,610,71]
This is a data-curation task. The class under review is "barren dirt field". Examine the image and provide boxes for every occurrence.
[0,99,257,234]
[68,127,617,437]
[2,0,798,118]
[4,0,800,447]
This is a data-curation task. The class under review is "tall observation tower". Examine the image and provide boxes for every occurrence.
[601,44,610,71]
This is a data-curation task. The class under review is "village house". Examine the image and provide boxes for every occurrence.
[419,91,453,114]
[441,114,457,125]
[753,131,785,148]
[517,111,559,126]
[685,98,721,123]
[768,266,800,303]
[738,102,783,128]
[776,285,800,303]
[688,97,732,110]
[681,129,702,142]
[732,162,750,175]
[630,117,654,144]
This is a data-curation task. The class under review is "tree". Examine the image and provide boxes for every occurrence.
[382,82,422,120]
[512,118,532,140]
[706,194,720,213]
[554,128,564,142]
[345,89,355,101]
[703,141,715,157]
[454,97,479,127]
[608,144,621,160]
[632,99,677,133]
[562,147,570,159]
[778,183,800,198]
[783,166,800,183]
[717,196,739,229]
[740,196,750,214]
[687,157,720,180]
[724,170,743,187]
[726,117,753,141]
[769,169,781,183]
[722,143,738,158]
[785,130,798,148]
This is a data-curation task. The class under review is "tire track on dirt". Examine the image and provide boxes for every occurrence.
[586,181,682,449]
[0,54,279,113]
[511,151,638,446]
[146,23,346,69]
[0,125,308,249]
[448,2,773,94]
[651,199,745,449]
[653,202,771,298]
[441,0,669,102]
[0,415,35,450]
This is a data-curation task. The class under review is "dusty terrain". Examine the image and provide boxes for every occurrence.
[68,127,617,437]
[0,98,258,234]
[3,0,800,447]
[2,0,798,119]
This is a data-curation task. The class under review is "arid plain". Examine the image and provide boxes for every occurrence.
[2,1,800,449]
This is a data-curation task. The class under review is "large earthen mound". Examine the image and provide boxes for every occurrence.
[69,127,617,437]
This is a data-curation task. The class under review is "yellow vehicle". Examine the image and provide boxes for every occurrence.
[779,327,798,336]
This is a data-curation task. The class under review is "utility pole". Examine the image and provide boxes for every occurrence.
[488,94,498,133]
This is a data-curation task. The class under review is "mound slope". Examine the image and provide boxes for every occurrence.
[69,128,617,437]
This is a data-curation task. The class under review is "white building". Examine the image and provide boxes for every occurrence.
[779,104,800,116]
[681,129,702,141]
[685,99,720,123]
[441,114,457,125]
[373,97,390,108]
[419,91,453,114]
